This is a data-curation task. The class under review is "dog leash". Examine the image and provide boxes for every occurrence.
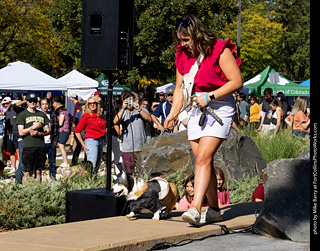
[139,98,195,174]
[139,94,223,173]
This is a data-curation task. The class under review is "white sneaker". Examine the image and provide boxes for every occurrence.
[181,207,201,226]
[201,207,222,224]
[7,167,16,174]
[59,163,70,169]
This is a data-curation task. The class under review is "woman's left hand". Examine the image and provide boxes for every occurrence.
[194,94,209,108]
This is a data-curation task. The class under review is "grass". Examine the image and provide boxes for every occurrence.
[241,128,310,164]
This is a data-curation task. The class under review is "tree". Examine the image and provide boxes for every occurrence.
[47,0,82,76]
[132,0,239,88]
[221,3,283,81]
[0,0,64,76]
[272,0,310,81]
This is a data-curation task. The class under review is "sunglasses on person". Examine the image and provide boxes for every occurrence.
[175,18,190,29]
[28,99,37,103]
[167,93,173,97]
[88,102,97,105]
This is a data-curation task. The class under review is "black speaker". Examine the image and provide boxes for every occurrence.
[81,0,134,70]
[65,188,127,223]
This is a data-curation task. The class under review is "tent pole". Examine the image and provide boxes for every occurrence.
[105,71,113,191]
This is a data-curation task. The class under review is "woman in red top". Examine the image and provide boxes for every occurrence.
[164,15,242,226]
[74,96,106,175]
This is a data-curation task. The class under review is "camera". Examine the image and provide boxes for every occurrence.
[125,99,134,105]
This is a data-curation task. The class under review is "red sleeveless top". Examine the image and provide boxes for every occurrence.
[175,39,242,92]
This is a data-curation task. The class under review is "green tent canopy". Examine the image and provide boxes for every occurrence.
[243,66,310,97]
[96,73,130,96]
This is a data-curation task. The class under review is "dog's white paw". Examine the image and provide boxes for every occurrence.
[126,212,135,219]
[152,215,160,221]
[152,210,161,221]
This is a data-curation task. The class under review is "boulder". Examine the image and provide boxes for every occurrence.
[140,129,266,183]
[214,128,266,183]
[253,151,310,242]
[139,130,193,180]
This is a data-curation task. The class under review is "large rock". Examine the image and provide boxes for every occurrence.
[253,151,310,242]
[139,130,193,180]
[140,129,266,183]
[213,128,266,183]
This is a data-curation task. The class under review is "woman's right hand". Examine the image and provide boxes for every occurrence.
[83,144,88,154]
[164,113,175,130]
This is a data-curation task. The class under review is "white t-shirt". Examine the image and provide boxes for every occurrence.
[44,113,51,144]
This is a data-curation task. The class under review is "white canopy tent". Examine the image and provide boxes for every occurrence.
[156,83,175,93]
[0,61,66,91]
[57,69,98,114]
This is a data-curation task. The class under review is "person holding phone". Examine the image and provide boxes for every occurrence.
[113,92,151,175]
[164,15,242,226]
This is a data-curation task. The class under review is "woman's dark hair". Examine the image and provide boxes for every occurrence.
[263,87,273,96]
[276,92,287,102]
[269,98,282,108]
[182,174,195,203]
[215,168,227,204]
[174,14,217,56]
[249,96,257,102]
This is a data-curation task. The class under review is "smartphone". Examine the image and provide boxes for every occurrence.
[125,99,134,105]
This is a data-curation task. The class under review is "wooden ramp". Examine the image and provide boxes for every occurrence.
[0,202,262,251]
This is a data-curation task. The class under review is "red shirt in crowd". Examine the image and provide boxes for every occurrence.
[74,112,106,139]
[175,38,242,93]
[252,183,265,202]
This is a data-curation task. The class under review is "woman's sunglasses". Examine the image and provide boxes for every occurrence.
[175,18,190,29]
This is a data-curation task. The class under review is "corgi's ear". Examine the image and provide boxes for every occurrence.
[114,164,121,175]
[121,171,126,180]
[113,175,117,181]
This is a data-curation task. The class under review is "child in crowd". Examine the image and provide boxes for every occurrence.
[252,168,265,202]
[215,168,230,205]
[177,174,208,210]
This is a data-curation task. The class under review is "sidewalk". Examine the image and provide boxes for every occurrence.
[0,202,262,251]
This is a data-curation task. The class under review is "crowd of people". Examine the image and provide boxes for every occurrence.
[232,87,310,138]
[0,88,188,181]
[0,85,310,208]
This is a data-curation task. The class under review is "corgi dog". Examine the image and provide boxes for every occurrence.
[111,165,179,221]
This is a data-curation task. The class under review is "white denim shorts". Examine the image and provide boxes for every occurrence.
[187,93,235,140]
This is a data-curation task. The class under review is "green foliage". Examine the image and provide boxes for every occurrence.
[271,0,310,81]
[221,2,283,81]
[0,173,105,231]
[164,160,191,196]
[134,0,239,84]
[228,174,260,204]
[0,0,310,84]
[242,129,310,164]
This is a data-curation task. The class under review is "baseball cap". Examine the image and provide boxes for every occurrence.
[26,93,38,101]
[94,91,101,96]
[1,97,12,104]
[70,93,78,98]
[167,88,175,95]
